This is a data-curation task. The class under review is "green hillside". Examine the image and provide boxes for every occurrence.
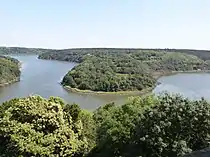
[0,47,52,55]
[38,48,210,61]
[0,56,21,85]
[60,50,209,92]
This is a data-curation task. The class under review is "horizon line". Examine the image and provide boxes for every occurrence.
[1,46,210,51]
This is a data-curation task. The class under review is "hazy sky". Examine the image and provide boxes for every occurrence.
[0,0,210,49]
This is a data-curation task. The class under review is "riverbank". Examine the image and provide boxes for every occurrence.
[152,70,210,82]
[63,69,210,96]
[0,61,22,87]
[153,69,210,79]
[0,77,20,87]
[63,85,155,96]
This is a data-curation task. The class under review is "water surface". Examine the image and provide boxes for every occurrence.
[0,55,126,110]
[1,55,209,109]
[153,73,210,100]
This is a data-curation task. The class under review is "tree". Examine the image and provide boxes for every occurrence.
[2,94,210,157]
[62,75,77,88]
[0,56,21,85]
[79,110,96,151]
[64,104,96,151]
[88,94,210,157]
[0,96,88,157]
[131,94,210,157]
[90,96,157,157]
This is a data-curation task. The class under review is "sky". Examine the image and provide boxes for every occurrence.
[0,0,210,49]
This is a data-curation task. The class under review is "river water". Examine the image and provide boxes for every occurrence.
[0,55,127,110]
[0,55,209,110]
[153,73,210,100]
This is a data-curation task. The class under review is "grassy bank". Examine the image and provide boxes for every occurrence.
[63,69,210,96]
[153,69,210,79]
[63,85,155,96]
[0,77,20,87]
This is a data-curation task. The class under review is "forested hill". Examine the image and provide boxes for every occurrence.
[0,47,53,55]
[1,47,210,60]
[0,56,21,85]
[38,48,210,62]
[60,51,210,92]
[38,48,210,93]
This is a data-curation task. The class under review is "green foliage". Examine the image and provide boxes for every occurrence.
[38,48,210,62]
[88,94,210,157]
[130,94,210,157]
[60,50,206,92]
[1,95,210,156]
[131,51,206,72]
[90,96,157,157]
[61,54,156,92]
[0,96,94,157]
[0,56,20,85]
[79,110,96,150]
[64,103,96,151]
[38,48,210,92]
[0,47,52,55]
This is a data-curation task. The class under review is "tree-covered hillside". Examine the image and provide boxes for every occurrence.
[0,94,210,157]
[1,46,210,60]
[38,48,210,62]
[62,54,155,92]
[0,56,20,85]
[0,47,52,55]
[60,50,208,92]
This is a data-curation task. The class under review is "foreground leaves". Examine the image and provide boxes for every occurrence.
[0,96,91,157]
[1,94,210,157]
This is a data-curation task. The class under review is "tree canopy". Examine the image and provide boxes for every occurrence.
[0,96,95,157]
[0,47,52,55]
[0,95,210,156]
[0,56,20,85]
[89,94,210,157]
[60,50,209,92]
[38,48,210,62]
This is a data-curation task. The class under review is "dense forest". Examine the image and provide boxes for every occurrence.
[59,50,209,92]
[0,56,20,85]
[0,47,52,55]
[38,48,210,61]
[1,46,210,60]
[0,94,209,157]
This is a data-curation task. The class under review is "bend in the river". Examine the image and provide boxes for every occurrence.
[1,54,210,110]
[0,55,127,110]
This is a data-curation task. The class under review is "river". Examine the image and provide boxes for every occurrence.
[0,55,209,110]
[154,73,210,100]
[0,55,127,110]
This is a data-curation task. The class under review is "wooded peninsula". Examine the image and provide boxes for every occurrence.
[38,48,210,93]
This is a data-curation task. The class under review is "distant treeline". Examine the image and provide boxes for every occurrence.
[0,47,53,55]
[1,46,210,60]
[39,48,210,62]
